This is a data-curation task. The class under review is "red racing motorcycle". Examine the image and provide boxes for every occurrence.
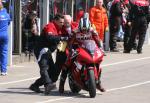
[66,39,104,98]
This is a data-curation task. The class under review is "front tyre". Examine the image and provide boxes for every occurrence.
[88,69,96,98]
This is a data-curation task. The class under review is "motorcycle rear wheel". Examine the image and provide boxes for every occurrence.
[88,69,96,98]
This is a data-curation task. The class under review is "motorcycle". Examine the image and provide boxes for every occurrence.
[65,37,104,98]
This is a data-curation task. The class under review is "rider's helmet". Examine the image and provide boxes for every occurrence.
[78,13,91,32]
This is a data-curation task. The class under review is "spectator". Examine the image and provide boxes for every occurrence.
[23,10,39,55]
[0,2,10,76]
[122,0,137,52]
[64,15,78,33]
[124,0,150,54]
[109,0,123,52]
[89,0,109,43]
[107,0,113,11]
[106,0,113,12]
[29,14,68,95]
[76,8,84,23]
[58,15,78,93]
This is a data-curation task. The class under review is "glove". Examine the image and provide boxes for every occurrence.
[128,22,131,26]
[60,37,69,41]
[105,27,109,32]
[92,24,96,30]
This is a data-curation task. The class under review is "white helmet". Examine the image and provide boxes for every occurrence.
[79,13,91,31]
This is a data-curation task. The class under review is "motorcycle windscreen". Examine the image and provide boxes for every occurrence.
[81,40,103,63]
[82,40,96,54]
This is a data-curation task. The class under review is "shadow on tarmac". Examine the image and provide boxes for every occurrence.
[0,87,102,98]
[0,88,42,95]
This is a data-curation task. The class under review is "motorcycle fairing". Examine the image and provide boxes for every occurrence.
[76,47,103,64]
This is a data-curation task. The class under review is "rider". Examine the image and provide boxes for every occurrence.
[59,13,106,93]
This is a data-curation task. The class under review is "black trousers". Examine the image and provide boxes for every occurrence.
[123,22,132,50]
[33,46,67,87]
[22,30,35,53]
[123,22,138,50]
[109,17,121,50]
[127,16,148,52]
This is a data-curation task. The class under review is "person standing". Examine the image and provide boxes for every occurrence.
[122,0,137,52]
[0,2,10,76]
[124,0,150,54]
[58,15,79,93]
[23,11,39,55]
[29,14,68,94]
[76,8,84,23]
[109,0,123,52]
[122,0,132,51]
[89,0,109,44]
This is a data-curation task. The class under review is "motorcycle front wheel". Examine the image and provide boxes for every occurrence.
[88,69,96,98]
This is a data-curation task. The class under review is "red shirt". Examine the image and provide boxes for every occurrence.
[76,10,84,23]
[71,22,78,30]
[43,22,63,36]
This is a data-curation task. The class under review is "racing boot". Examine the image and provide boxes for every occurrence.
[29,84,43,93]
[137,49,142,54]
[44,82,56,95]
[96,83,106,92]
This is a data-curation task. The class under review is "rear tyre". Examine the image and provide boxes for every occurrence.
[68,73,81,93]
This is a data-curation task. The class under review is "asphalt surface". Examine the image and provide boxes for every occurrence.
[0,45,150,103]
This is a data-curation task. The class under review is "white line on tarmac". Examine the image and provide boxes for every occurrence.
[0,77,38,85]
[0,56,150,86]
[8,65,26,68]
[106,80,150,92]
[36,80,150,103]
[11,65,25,68]
[101,56,150,67]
